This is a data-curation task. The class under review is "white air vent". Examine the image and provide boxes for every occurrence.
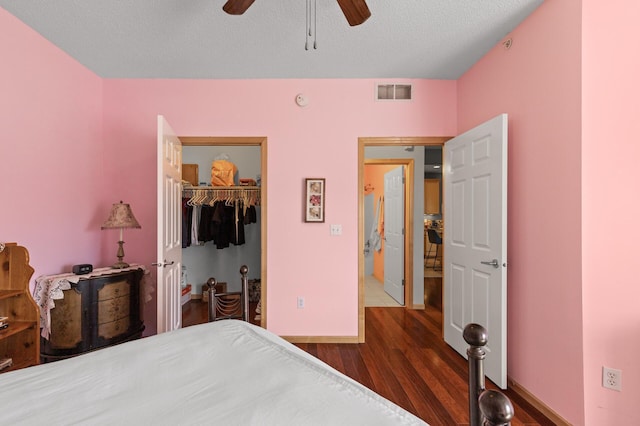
[376,84,412,101]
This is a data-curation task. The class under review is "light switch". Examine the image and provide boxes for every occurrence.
[330,224,342,236]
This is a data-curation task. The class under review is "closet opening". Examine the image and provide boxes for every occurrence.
[180,137,267,329]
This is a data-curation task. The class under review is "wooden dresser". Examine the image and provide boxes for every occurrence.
[40,268,144,362]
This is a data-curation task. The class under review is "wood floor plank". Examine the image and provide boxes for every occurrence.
[358,343,415,408]
[389,348,459,425]
[316,344,346,375]
[406,348,469,424]
[183,302,554,425]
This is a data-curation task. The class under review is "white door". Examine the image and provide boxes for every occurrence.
[383,166,405,305]
[156,115,183,333]
[443,114,508,388]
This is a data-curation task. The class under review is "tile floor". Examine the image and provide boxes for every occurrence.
[364,275,402,307]
[365,268,442,307]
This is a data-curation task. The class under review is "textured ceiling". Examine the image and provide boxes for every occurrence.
[0,0,543,79]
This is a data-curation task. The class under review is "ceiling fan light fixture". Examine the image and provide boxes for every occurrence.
[222,0,256,15]
[222,0,370,28]
[336,0,371,26]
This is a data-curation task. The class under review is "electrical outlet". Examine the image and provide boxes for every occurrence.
[297,296,305,309]
[602,367,622,391]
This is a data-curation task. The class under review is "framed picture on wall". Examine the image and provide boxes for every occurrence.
[304,178,325,223]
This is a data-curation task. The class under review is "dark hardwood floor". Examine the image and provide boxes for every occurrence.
[182,299,554,426]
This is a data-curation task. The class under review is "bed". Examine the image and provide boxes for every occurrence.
[1,244,512,426]
[0,319,428,425]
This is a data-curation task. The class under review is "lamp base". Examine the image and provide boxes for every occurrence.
[112,240,129,269]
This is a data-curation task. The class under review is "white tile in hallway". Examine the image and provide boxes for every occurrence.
[365,275,402,307]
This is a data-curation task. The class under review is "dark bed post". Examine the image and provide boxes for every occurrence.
[207,277,218,322]
[479,389,514,426]
[464,323,514,426]
[464,323,488,426]
[240,265,249,322]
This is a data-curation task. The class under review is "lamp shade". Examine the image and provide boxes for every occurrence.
[101,201,141,230]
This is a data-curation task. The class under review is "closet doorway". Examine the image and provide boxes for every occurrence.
[181,137,267,328]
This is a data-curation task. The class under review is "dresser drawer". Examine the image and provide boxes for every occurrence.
[98,317,131,340]
[97,280,130,301]
[98,295,130,324]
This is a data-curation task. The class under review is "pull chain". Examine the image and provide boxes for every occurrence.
[314,0,318,49]
[305,0,309,50]
[305,0,317,50]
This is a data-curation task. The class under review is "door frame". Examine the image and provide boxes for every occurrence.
[358,137,450,341]
[180,136,268,328]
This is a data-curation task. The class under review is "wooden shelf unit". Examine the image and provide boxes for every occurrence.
[0,243,40,373]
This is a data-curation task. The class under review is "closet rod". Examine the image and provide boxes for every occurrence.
[182,185,260,191]
[183,186,261,207]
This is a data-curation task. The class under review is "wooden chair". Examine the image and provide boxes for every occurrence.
[207,265,249,322]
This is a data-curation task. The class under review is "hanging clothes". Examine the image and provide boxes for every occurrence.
[183,186,259,249]
[191,205,201,246]
[231,202,246,246]
[204,200,245,249]
[211,201,233,249]
[244,205,257,225]
[369,196,383,252]
[182,199,193,248]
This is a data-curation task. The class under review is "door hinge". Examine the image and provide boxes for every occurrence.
[402,176,406,184]
[402,279,405,287]
[402,228,405,235]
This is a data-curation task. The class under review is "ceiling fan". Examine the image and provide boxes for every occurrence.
[222,0,371,26]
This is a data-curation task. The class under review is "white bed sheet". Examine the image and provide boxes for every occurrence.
[0,320,428,425]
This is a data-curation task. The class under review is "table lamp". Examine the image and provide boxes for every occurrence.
[101,201,141,269]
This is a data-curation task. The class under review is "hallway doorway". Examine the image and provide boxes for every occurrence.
[357,137,449,341]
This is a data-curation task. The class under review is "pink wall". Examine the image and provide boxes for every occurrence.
[101,79,457,336]
[0,5,456,339]
[0,9,105,279]
[458,1,585,424]
[12,2,631,422]
[582,1,640,424]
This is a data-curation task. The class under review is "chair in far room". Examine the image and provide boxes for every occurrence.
[426,228,442,270]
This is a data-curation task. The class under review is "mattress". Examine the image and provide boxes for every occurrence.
[0,320,428,425]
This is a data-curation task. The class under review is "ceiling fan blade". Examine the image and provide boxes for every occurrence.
[222,0,255,15]
[336,0,371,26]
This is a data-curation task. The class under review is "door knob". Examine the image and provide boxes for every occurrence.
[480,259,500,269]
[152,260,175,268]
